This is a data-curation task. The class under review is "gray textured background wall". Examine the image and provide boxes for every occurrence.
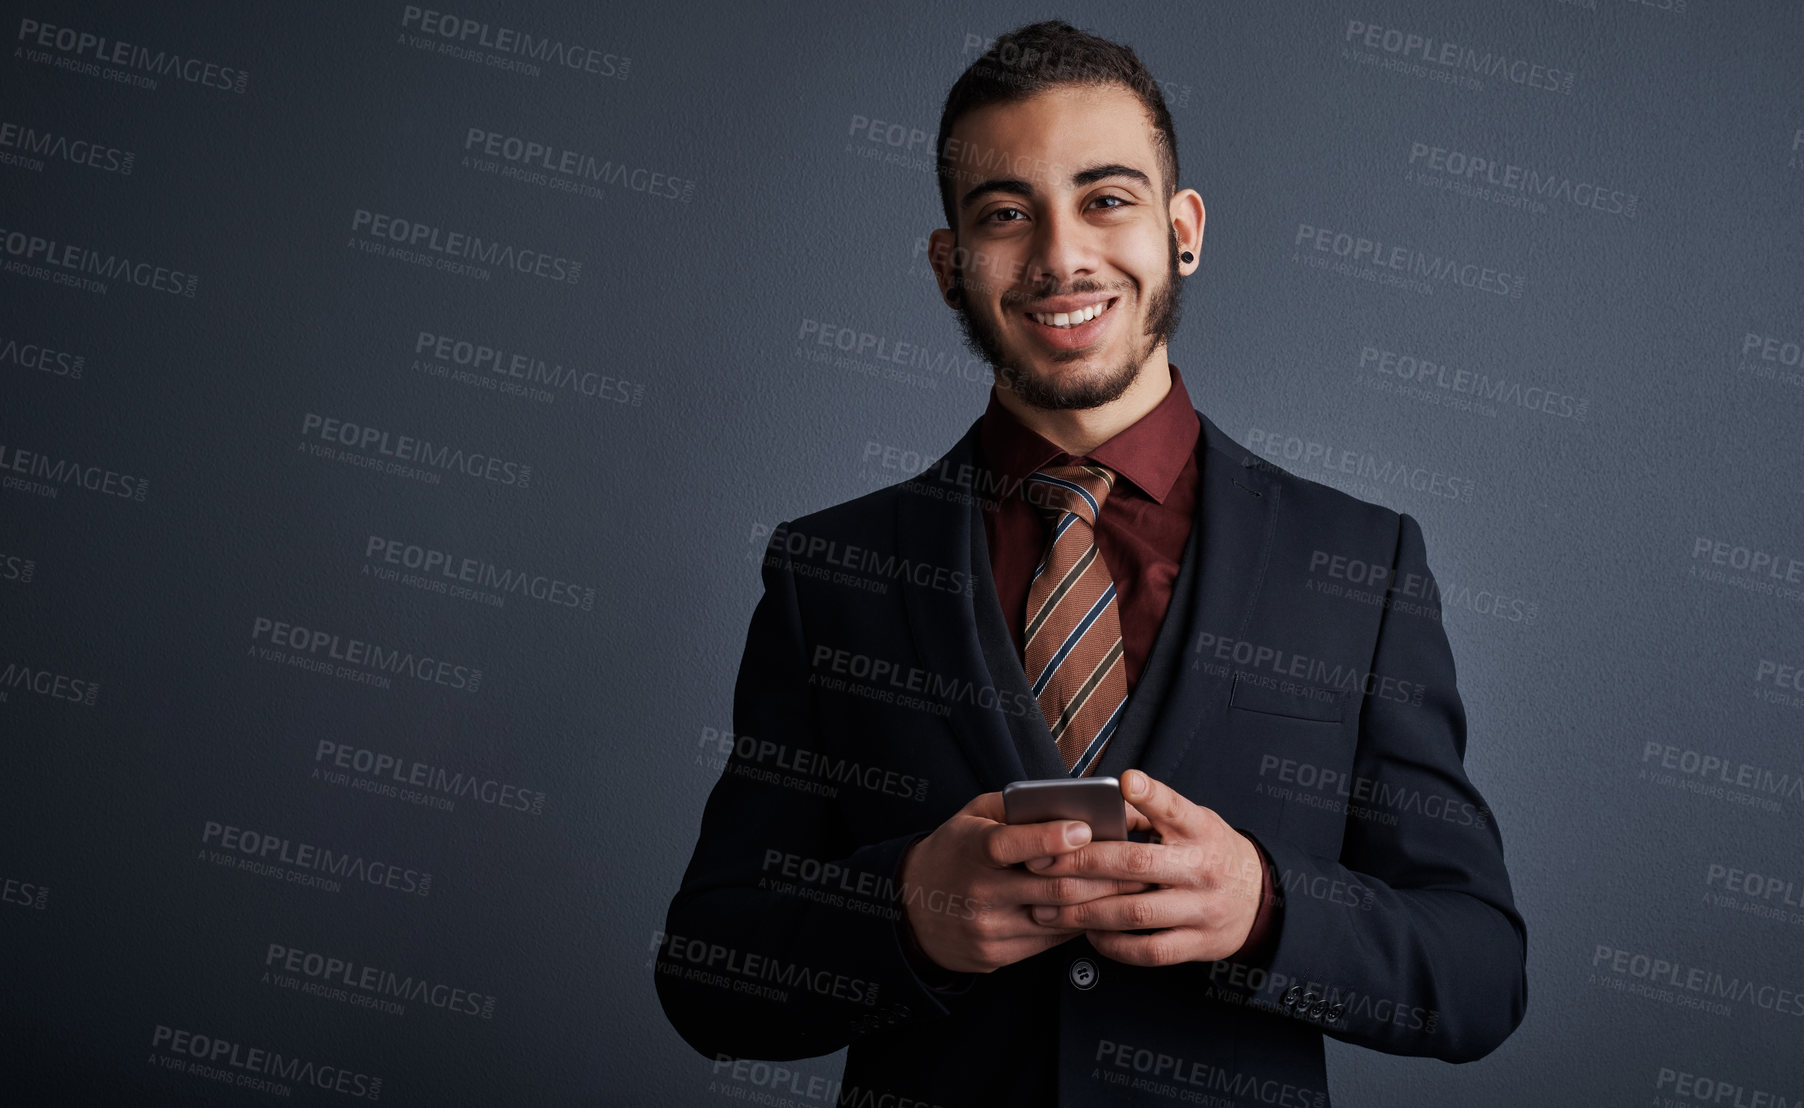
[4,0,1802,1103]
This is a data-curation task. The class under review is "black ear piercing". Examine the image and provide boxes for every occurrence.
[1180,250,1194,264]
[945,288,963,305]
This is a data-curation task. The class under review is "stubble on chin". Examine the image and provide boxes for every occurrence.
[953,239,1185,413]
[993,342,1140,412]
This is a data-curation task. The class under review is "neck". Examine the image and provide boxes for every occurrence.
[996,351,1172,456]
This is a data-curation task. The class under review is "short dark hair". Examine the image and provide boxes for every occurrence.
[934,20,1180,232]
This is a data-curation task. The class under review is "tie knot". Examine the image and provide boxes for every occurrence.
[1021,464,1115,527]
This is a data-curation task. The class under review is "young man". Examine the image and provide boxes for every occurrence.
[657,20,1526,1106]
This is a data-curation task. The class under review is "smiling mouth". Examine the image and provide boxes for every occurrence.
[1022,296,1120,329]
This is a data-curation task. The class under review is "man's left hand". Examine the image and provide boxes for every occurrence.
[1025,768,1265,965]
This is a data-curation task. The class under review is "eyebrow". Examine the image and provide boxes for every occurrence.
[959,163,1152,214]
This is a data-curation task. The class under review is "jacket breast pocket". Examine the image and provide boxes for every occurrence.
[1227,671,1355,856]
[1227,671,1347,723]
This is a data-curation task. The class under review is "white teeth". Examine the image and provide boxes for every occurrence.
[1030,299,1113,328]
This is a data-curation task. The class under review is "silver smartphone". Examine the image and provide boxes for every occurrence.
[1002,777,1128,841]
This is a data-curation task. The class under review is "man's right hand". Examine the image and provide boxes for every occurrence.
[897,790,1151,974]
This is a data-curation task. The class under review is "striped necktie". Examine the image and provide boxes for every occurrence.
[1020,463,1128,777]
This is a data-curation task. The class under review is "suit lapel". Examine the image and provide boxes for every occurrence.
[1133,410,1281,782]
[893,408,1279,793]
[895,419,1030,792]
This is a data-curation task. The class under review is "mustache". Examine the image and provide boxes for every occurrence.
[997,284,1124,308]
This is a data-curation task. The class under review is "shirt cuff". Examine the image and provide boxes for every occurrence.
[1227,830,1281,964]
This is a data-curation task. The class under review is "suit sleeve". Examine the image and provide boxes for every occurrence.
[654,521,963,1061]
[1222,511,1528,1062]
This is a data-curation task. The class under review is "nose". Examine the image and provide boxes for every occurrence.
[1022,205,1097,292]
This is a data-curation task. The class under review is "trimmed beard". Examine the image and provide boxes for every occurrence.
[953,229,1185,412]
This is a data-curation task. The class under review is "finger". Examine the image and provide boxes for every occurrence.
[1084,926,1196,967]
[964,790,1005,822]
[974,918,1087,947]
[1121,770,1195,834]
[1030,841,1192,885]
[1124,803,1155,834]
[1014,874,1152,906]
[984,818,1092,868]
[973,908,1086,946]
[1029,888,1191,930]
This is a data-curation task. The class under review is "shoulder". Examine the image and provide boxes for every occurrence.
[1193,418,1456,586]
[1204,421,1405,536]
[775,431,988,545]
[776,479,912,550]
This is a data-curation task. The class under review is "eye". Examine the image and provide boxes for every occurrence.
[980,206,1027,224]
[1092,195,1129,210]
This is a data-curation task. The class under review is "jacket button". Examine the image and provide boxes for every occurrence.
[1069,958,1098,990]
[1325,1003,1346,1023]
[1306,1001,1327,1021]
[1280,985,1301,1009]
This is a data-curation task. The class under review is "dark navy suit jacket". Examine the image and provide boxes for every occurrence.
[656,408,1527,1107]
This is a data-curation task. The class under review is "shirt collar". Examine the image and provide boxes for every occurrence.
[977,362,1201,505]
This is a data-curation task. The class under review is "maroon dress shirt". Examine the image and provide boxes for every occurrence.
[974,363,1277,963]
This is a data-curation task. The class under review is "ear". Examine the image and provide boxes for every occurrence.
[1169,189,1205,273]
[928,228,961,304]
